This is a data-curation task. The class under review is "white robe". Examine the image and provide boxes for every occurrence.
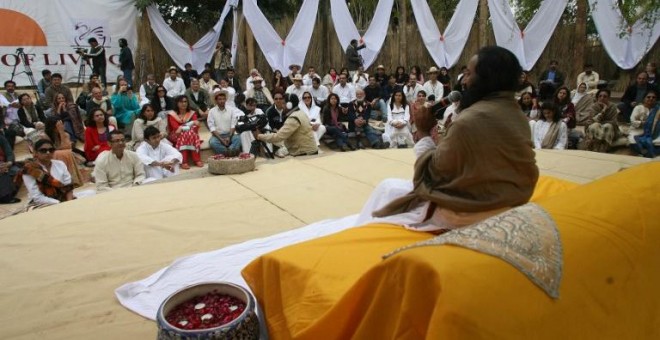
[384,103,414,147]
[135,141,183,180]
[298,96,326,146]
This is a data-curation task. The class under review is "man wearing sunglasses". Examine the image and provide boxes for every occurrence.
[21,139,74,205]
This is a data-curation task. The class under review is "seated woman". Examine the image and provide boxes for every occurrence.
[151,86,175,118]
[572,82,593,126]
[384,90,414,148]
[321,93,352,151]
[45,93,85,143]
[518,91,537,119]
[110,79,141,131]
[84,108,114,162]
[515,71,537,101]
[21,139,74,207]
[583,89,621,153]
[167,95,202,169]
[532,102,567,150]
[630,90,658,156]
[553,86,578,148]
[131,104,168,148]
[44,117,84,187]
[298,91,325,147]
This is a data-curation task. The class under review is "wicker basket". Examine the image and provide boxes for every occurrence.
[207,155,256,175]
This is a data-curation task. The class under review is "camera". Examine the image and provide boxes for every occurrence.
[235,113,269,133]
[75,47,88,55]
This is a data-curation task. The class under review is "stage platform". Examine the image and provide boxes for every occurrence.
[0,149,651,339]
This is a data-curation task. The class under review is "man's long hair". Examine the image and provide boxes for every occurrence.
[459,46,522,111]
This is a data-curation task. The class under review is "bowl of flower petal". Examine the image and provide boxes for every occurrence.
[157,282,259,340]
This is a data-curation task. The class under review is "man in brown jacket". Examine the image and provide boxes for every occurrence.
[255,95,317,157]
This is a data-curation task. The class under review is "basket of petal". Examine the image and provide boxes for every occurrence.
[156,282,259,340]
[207,153,255,175]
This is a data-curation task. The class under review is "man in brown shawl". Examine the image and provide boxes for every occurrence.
[374,46,539,226]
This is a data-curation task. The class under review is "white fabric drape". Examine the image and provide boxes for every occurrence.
[330,0,394,69]
[590,0,660,70]
[230,6,240,67]
[146,1,232,72]
[488,0,568,71]
[243,0,319,75]
[410,0,478,69]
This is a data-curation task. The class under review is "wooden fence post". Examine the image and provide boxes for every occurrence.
[245,21,255,72]
[573,0,587,84]
[478,0,489,48]
[399,0,408,67]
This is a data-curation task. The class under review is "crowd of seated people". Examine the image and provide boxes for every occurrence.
[1,52,658,207]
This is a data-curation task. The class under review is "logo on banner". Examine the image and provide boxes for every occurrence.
[72,20,111,47]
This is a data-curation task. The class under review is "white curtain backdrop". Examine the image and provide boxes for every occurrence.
[488,0,568,71]
[330,0,394,69]
[590,0,660,70]
[243,0,319,75]
[146,1,233,72]
[410,0,478,69]
[230,6,241,67]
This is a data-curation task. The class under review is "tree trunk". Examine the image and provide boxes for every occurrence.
[320,0,329,71]
[399,0,407,67]
[572,0,587,86]
[478,0,489,48]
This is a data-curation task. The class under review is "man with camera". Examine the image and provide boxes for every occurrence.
[255,94,318,157]
[80,38,107,88]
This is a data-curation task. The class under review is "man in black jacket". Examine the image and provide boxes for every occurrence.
[225,68,242,93]
[345,39,366,78]
[119,38,135,87]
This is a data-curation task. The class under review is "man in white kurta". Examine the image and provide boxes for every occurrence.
[94,130,146,192]
[332,74,356,104]
[136,126,182,180]
[163,67,186,98]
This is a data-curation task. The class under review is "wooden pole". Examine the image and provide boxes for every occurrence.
[478,0,489,48]
[399,0,408,67]
[320,0,329,70]
[245,22,255,72]
[573,0,587,84]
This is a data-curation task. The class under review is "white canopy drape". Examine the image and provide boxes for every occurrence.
[590,0,660,70]
[410,0,478,69]
[488,0,568,70]
[330,0,394,69]
[146,1,233,72]
[243,0,319,75]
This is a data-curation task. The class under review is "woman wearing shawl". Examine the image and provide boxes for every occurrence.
[583,89,621,153]
[44,117,84,187]
[572,82,594,125]
[21,139,74,206]
[167,95,202,169]
[298,91,326,147]
[628,90,657,146]
[631,91,659,157]
[46,93,85,143]
[131,104,168,148]
[533,102,567,150]
[553,86,578,148]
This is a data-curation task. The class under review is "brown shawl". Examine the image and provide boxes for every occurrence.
[541,122,561,149]
[574,94,594,126]
[373,92,539,217]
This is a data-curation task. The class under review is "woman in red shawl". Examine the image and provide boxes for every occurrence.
[167,95,202,169]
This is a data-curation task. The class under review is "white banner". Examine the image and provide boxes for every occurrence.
[0,0,138,86]
[410,0,478,69]
[147,0,235,73]
[489,0,568,71]
[330,0,394,69]
[243,0,319,75]
[590,0,660,70]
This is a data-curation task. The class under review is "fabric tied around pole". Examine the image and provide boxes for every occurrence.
[146,1,233,72]
[410,0,478,69]
[589,0,660,70]
[384,203,563,299]
[330,0,394,69]
[488,0,569,71]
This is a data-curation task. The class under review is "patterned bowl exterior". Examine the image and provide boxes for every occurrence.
[156,282,259,340]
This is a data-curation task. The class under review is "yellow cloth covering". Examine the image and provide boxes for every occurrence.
[242,164,660,339]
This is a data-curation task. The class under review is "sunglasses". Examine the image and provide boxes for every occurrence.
[38,148,56,154]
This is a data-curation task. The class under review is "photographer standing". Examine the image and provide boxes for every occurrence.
[82,38,107,88]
